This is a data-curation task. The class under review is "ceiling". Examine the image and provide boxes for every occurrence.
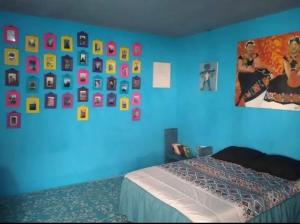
[1,0,300,37]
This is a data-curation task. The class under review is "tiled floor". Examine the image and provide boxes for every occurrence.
[0,177,128,222]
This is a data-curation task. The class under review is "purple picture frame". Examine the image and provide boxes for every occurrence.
[62,93,73,109]
[107,76,117,91]
[77,31,88,48]
[5,68,19,86]
[106,41,116,57]
[107,92,116,107]
[45,92,57,109]
[93,57,103,73]
[26,56,40,74]
[44,33,56,50]
[132,76,141,89]
[78,87,89,102]
[7,111,21,128]
[6,90,20,108]
[61,55,73,71]
[44,73,56,89]
[93,93,103,107]
[3,25,19,44]
[120,64,129,78]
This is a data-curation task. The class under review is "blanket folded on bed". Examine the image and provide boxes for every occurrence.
[161,157,300,222]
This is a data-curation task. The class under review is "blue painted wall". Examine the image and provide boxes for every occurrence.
[176,8,300,159]
[0,12,178,197]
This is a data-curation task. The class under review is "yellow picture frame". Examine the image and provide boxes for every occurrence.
[120,97,129,111]
[119,47,129,61]
[132,60,141,74]
[93,40,103,55]
[77,105,89,121]
[44,53,56,70]
[106,59,116,74]
[4,48,19,66]
[25,35,39,53]
[61,36,73,52]
[26,96,40,114]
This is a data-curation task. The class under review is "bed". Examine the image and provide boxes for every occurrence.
[119,147,300,223]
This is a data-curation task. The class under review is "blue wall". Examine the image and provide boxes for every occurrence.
[176,8,300,159]
[0,12,178,197]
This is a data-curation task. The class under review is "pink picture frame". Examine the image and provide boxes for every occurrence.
[26,56,40,74]
[93,93,103,107]
[132,92,141,106]
[120,64,129,78]
[3,25,19,44]
[132,108,141,121]
[62,93,73,109]
[44,33,56,50]
[6,90,20,108]
[7,111,21,128]
[106,41,116,56]
[132,43,141,56]
[77,69,89,85]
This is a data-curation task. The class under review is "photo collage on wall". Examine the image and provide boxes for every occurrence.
[3,25,143,128]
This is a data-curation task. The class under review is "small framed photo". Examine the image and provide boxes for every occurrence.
[132,92,141,106]
[107,76,117,91]
[6,90,20,108]
[26,56,39,74]
[93,40,103,55]
[44,33,56,50]
[93,57,103,73]
[77,31,88,48]
[7,111,21,128]
[105,59,116,74]
[199,62,218,91]
[120,97,129,111]
[25,35,39,53]
[107,92,116,107]
[120,47,129,61]
[106,41,116,56]
[132,60,141,74]
[26,96,40,114]
[78,87,89,102]
[3,25,19,44]
[27,76,39,93]
[77,106,89,121]
[78,50,88,66]
[132,43,141,57]
[132,108,141,121]
[61,55,73,71]
[93,93,103,107]
[77,69,89,85]
[62,74,73,89]
[93,75,103,90]
[120,80,129,94]
[4,48,19,66]
[132,76,141,89]
[120,64,129,78]
[44,53,56,70]
[45,92,57,109]
[61,36,73,52]
[5,68,19,86]
[62,93,73,109]
[44,73,56,89]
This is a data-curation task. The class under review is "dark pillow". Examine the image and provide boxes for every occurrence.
[212,146,266,168]
[249,155,300,181]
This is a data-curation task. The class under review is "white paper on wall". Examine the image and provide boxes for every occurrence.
[153,62,171,88]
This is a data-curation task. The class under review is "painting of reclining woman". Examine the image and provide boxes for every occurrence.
[235,32,300,111]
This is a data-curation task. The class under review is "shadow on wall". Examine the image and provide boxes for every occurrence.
[0,166,18,198]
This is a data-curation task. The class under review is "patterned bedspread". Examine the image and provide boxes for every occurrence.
[161,157,300,222]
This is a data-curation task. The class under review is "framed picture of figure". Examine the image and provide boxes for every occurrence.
[3,25,19,44]
[132,76,141,89]
[107,92,116,107]
[106,41,116,56]
[77,106,89,121]
[93,75,103,90]
[132,43,142,57]
[78,87,89,102]
[5,69,19,86]
[26,55,39,74]
[62,93,73,109]
[44,33,56,50]
[45,92,57,109]
[77,69,89,85]
[7,111,21,128]
[27,76,39,93]
[25,35,39,53]
[93,93,103,107]
[120,80,129,94]
[44,53,56,70]
[61,36,73,52]
[5,48,19,66]
[62,74,73,90]
[44,73,56,89]
[93,57,103,73]
[77,31,88,48]
[26,97,40,114]
[78,50,88,66]
[119,47,129,61]
[107,76,117,91]
[6,90,20,108]
[61,55,73,71]
[93,39,103,55]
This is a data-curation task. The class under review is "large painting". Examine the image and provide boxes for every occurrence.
[235,32,300,111]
